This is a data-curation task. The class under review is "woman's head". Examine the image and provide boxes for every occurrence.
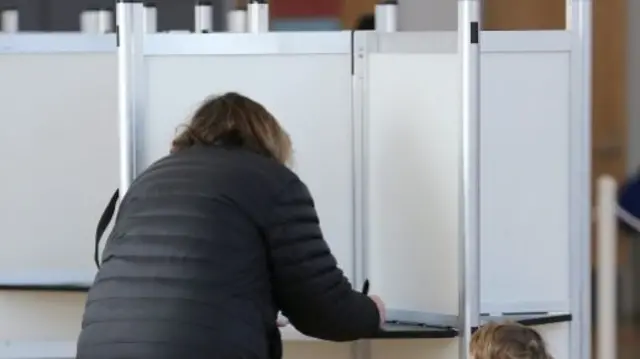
[171,92,292,165]
[470,322,553,359]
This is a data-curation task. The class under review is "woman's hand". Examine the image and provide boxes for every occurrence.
[276,317,290,327]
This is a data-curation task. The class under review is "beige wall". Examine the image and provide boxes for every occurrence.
[628,0,640,172]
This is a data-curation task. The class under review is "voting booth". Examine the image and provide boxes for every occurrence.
[0,0,592,358]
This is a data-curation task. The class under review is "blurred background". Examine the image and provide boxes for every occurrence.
[0,0,634,357]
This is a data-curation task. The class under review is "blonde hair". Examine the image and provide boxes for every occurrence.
[171,92,292,165]
[470,322,553,359]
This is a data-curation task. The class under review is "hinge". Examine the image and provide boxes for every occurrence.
[470,22,479,44]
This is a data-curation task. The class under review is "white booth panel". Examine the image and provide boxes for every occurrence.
[0,54,118,286]
[538,323,570,359]
[371,339,458,359]
[144,54,355,283]
[480,51,571,313]
[366,53,461,315]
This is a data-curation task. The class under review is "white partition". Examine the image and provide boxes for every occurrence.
[353,30,462,359]
[366,51,460,313]
[539,323,571,359]
[354,26,589,359]
[355,31,460,319]
[0,35,116,356]
[479,31,573,314]
[0,36,117,288]
[477,28,590,359]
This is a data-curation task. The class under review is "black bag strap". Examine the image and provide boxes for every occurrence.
[95,189,120,268]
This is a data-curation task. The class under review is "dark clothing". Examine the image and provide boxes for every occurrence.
[77,146,380,359]
[620,170,640,234]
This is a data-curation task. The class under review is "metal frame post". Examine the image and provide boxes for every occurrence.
[98,9,114,33]
[596,176,617,359]
[116,0,145,194]
[1,9,19,32]
[458,0,481,358]
[375,0,398,33]
[351,20,375,359]
[247,0,269,33]
[195,1,214,33]
[226,6,247,33]
[567,0,592,359]
[80,10,99,33]
[143,4,157,33]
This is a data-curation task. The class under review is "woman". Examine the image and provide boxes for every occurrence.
[77,92,385,359]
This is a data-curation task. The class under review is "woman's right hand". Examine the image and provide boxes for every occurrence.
[369,295,386,326]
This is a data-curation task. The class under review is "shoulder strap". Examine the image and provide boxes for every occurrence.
[95,189,120,268]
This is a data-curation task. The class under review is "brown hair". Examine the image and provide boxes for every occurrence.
[470,322,553,359]
[171,92,292,165]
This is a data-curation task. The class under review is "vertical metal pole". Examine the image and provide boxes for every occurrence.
[567,0,592,359]
[144,4,157,33]
[98,9,114,33]
[565,0,572,29]
[1,9,19,32]
[195,1,214,33]
[375,0,398,33]
[80,10,99,33]
[226,7,247,32]
[351,29,371,359]
[247,0,268,33]
[596,175,618,359]
[116,0,145,194]
[458,0,481,358]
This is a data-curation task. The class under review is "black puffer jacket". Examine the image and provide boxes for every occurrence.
[76,145,380,359]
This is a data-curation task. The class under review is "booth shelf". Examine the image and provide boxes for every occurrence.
[281,323,458,341]
[478,313,572,328]
[368,322,458,339]
[0,283,91,292]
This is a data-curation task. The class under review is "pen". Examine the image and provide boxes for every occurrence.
[362,279,370,295]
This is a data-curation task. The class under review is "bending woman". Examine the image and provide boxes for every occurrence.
[76,92,385,359]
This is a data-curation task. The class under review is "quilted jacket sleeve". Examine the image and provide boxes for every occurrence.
[264,178,381,341]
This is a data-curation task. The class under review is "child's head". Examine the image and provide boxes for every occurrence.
[470,322,553,359]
